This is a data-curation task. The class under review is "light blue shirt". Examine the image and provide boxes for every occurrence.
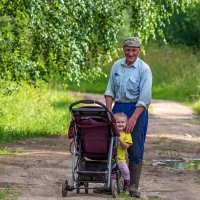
[105,57,152,108]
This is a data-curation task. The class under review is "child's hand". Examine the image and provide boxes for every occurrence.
[119,138,130,149]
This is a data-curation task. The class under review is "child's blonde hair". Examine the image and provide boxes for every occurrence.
[114,112,128,121]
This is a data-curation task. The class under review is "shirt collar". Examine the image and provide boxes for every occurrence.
[121,57,140,68]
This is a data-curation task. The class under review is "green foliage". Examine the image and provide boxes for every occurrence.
[0,147,20,155]
[0,188,20,200]
[0,81,75,143]
[118,192,131,199]
[0,0,194,84]
[164,1,200,48]
[193,101,200,116]
[66,66,109,93]
[0,147,12,154]
[185,160,200,170]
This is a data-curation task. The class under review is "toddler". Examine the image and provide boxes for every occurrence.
[114,112,132,193]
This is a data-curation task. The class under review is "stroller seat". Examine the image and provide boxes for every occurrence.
[62,100,123,198]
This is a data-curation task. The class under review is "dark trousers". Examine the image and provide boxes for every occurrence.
[112,102,148,163]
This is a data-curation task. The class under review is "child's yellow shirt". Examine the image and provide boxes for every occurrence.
[117,131,132,162]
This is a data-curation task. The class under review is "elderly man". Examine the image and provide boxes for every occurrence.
[105,37,152,197]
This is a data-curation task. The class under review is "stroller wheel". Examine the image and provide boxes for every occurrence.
[84,182,89,193]
[111,179,118,198]
[76,181,85,194]
[62,179,68,197]
[76,187,80,194]
[117,177,124,193]
[76,182,80,194]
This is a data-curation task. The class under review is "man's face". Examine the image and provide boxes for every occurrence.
[123,46,140,65]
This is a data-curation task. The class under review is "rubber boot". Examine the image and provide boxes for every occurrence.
[129,161,143,198]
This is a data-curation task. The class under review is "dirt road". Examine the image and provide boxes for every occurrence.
[0,93,200,200]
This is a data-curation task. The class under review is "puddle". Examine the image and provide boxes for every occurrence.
[153,159,200,170]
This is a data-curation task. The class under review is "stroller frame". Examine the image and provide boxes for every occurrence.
[62,100,123,198]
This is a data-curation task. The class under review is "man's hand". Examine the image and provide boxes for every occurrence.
[126,116,137,133]
[105,95,113,112]
[125,106,145,133]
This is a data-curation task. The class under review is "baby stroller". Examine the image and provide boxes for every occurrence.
[62,99,124,198]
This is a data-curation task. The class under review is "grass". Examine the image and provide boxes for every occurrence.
[0,189,20,200]
[0,147,12,154]
[0,148,14,154]
[117,192,132,199]
[0,81,77,143]
[0,148,20,155]
[185,160,200,170]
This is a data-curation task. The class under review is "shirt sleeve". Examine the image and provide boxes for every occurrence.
[124,133,133,145]
[104,65,115,98]
[136,67,152,109]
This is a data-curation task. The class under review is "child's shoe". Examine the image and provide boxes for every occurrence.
[124,180,130,195]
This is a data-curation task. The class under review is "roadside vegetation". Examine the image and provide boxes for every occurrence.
[0,43,199,144]
[0,81,76,143]
[0,188,20,200]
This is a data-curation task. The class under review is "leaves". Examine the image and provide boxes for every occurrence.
[0,0,195,84]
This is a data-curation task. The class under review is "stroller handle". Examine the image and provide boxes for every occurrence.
[69,99,109,112]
